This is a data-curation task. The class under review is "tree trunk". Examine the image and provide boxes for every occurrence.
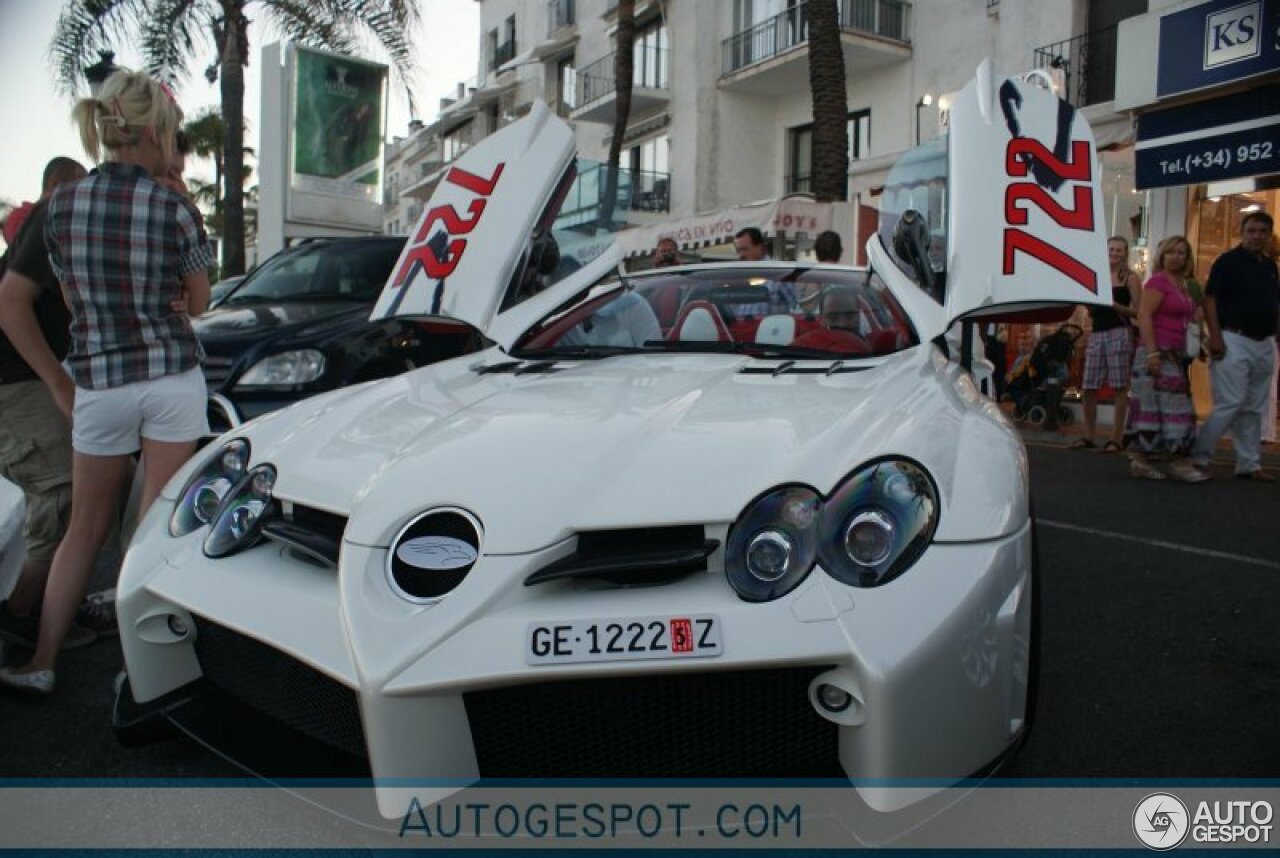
[599,0,636,230]
[806,0,848,202]
[219,1,247,275]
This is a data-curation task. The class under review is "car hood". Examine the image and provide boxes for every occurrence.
[232,347,988,553]
[193,301,368,348]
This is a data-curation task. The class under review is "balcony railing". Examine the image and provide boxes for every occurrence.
[490,38,517,72]
[1033,25,1118,108]
[547,0,575,35]
[722,0,910,75]
[555,161,671,228]
[576,45,668,108]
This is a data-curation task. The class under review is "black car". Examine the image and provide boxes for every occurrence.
[195,236,480,433]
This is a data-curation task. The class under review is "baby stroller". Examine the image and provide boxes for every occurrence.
[1004,324,1083,429]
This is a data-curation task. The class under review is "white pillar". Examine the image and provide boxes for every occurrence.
[257,42,287,259]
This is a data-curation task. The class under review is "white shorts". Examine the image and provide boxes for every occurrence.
[72,367,209,456]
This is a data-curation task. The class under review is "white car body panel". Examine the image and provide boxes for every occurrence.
[117,64,1108,820]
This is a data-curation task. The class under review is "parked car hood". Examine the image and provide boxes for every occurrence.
[226,346,1014,553]
[193,301,369,351]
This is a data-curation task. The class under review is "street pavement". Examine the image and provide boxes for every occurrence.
[1,437,1277,781]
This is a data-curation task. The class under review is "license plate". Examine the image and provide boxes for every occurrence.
[526,615,722,665]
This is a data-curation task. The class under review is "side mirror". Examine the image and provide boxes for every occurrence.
[891,209,939,298]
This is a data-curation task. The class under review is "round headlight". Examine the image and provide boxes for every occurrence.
[169,439,250,537]
[844,510,896,566]
[818,459,938,588]
[746,530,792,582]
[725,487,819,602]
[203,464,277,558]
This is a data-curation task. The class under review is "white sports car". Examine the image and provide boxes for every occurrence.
[114,64,1109,817]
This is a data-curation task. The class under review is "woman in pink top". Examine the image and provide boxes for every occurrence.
[1123,235,1207,482]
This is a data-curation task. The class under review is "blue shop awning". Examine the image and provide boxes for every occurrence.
[1134,83,1280,189]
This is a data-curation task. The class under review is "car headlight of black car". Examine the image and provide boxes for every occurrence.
[725,459,939,601]
[236,350,326,388]
[169,439,250,537]
[203,465,277,558]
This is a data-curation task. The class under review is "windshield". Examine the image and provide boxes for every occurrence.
[224,239,405,305]
[877,134,948,303]
[514,267,918,359]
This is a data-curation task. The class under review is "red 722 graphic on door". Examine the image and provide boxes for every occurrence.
[391,162,506,288]
[1001,138,1098,294]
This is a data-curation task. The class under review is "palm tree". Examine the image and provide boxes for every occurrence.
[806,0,849,202]
[599,0,635,229]
[183,109,228,226]
[49,0,421,276]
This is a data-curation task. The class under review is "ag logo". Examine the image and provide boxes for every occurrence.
[1134,792,1190,850]
[396,536,478,570]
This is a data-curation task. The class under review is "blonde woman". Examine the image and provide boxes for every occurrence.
[0,69,212,695]
[1123,236,1207,482]
[1075,236,1142,451]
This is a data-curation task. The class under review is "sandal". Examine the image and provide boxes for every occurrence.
[1129,460,1166,480]
[1099,441,1122,453]
[1069,438,1096,449]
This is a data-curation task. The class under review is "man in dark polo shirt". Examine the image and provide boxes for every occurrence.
[0,156,102,649]
[1192,211,1279,481]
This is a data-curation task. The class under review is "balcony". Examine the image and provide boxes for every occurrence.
[547,0,574,36]
[570,45,669,124]
[555,160,670,230]
[489,38,517,73]
[720,0,911,95]
[1033,25,1118,108]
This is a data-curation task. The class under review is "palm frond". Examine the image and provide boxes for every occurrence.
[49,0,148,94]
[139,0,217,87]
[260,0,421,114]
[259,0,356,57]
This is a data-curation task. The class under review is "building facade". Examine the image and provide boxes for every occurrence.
[384,0,1238,270]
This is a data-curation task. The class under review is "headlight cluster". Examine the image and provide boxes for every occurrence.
[169,440,278,558]
[237,350,325,388]
[726,459,938,602]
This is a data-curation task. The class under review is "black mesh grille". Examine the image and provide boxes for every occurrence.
[464,666,842,778]
[192,617,366,759]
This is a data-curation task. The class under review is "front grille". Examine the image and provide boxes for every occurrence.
[192,616,366,759]
[465,666,842,778]
[203,355,235,390]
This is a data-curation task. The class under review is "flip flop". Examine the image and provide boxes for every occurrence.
[1099,441,1122,453]
[1069,438,1096,449]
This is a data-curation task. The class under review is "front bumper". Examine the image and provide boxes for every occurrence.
[118,499,1032,817]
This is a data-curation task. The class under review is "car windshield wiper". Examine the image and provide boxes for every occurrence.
[274,292,360,302]
[639,340,848,360]
[220,294,276,305]
[511,345,649,360]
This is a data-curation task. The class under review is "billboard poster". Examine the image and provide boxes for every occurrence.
[290,45,387,203]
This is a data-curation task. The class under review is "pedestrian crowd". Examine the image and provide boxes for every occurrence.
[1066,213,1278,484]
[0,67,212,696]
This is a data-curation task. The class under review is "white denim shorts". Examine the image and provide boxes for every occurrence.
[72,366,209,456]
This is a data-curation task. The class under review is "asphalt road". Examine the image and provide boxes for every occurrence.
[2,443,1277,781]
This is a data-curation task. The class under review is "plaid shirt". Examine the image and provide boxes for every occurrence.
[45,162,213,390]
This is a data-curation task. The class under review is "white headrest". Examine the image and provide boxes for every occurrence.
[679,307,720,341]
[755,314,795,345]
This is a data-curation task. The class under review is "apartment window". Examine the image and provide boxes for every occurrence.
[556,55,577,115]
[443,121,473,162]
[625,134,670,212]
[632,18,668,89]
[788,110,870,194]
[487,28,499,71]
